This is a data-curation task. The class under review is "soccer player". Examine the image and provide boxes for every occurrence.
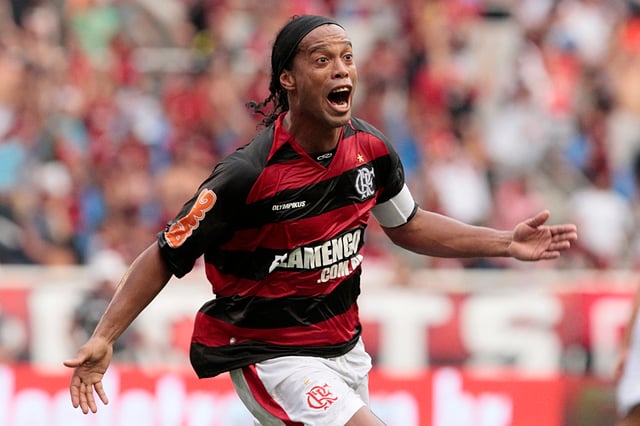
[64,15,578,425]
[616,283,640,426]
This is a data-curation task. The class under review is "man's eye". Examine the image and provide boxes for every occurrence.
[317,57,328,63]
[344,54,353,61]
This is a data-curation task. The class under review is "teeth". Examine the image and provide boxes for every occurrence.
[329,87,350,107]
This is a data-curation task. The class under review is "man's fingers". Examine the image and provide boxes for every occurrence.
[64,347,91,368]
[79,382,89,414]
[94,381,110,406]
[69,375,81,408]
[549,241,571,251]
[551,224,578,238]
[86,386,98,414]
[70,375,108,414]
[63,358,82,368]
[526,210,550,228]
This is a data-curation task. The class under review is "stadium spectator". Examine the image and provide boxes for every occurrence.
[0,306,28,363]
[69,249,142,362]
[0,0,638,270]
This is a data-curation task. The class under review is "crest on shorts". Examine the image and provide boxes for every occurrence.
[306,383,338,410]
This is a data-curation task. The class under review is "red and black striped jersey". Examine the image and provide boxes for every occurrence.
[157,113,411,378]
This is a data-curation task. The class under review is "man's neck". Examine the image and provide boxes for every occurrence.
[283,112,342,154]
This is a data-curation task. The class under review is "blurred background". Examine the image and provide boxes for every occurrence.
[1,0,640,424]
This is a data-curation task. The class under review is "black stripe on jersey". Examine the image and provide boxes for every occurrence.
[210,226,365,280]
[349,117,386,141]
[190,325,361,378]
[266,142,302,166]
[198,270,361,329]
[242,158,389,228]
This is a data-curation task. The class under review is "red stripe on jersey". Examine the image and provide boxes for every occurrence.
[248,117,392,203]
[247,155,327,204]
[242,365,304,426]
[205,266,347,298]
[192,304,360,347]
[221,202,373,252]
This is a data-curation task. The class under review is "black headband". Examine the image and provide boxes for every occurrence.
[271,15,342,79]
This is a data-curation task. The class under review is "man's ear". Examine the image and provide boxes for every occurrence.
[279,70,295,91]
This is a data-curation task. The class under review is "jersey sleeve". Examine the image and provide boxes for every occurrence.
[369,126,418,228]
[157,156,253,278]
[371,183,418,228]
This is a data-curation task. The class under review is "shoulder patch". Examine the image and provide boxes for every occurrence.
[165,189,217,248]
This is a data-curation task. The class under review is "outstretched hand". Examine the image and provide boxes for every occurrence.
[63,337,113,414]
[509,210,578,261]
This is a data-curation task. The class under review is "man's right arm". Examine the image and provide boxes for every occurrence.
[89,242,172,345]
[64,242,172,414]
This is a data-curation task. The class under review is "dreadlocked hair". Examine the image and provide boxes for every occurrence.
[246,76,289,128]
[247,15,340,128]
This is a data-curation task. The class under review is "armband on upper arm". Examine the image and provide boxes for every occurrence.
[371,184,417,228]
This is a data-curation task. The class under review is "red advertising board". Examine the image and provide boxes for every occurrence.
[0,365,572,426]
[0,270,626,425]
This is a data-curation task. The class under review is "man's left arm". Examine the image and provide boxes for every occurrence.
[381,208,577,261]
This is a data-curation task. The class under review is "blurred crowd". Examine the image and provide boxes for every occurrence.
[1,0,640,272]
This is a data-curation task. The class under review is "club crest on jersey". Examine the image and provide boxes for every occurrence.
[164,189,216,248]
[355,166,375,199]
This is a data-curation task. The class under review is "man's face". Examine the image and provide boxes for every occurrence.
[282,24,357,129]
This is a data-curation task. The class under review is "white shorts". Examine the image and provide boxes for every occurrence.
[230,338,372,425]
[618,316,640,416]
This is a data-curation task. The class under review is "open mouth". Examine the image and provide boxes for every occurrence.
[327,87,351,108]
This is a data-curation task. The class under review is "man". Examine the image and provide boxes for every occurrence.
[64,15,578,425]
[616,282,640,426]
